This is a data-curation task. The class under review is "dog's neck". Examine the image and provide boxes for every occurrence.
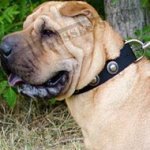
[74,43,137,95]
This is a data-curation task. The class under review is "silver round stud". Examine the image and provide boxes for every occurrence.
[90,76,100,86]
[107,61,119,75]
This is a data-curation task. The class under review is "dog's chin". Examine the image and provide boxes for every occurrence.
[8,71,69,99]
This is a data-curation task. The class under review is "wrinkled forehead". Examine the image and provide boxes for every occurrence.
[23,1,91,32]
[23,2,65,29]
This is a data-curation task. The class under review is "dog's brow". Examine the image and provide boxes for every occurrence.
[50,5,63,21]
[39,15,62,30]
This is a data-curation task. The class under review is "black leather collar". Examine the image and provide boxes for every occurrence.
[74,43,137,95]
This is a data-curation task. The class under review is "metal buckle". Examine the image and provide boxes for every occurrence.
[125,39,150,62]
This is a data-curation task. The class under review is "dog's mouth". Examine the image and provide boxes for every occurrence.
[8,71,69,99]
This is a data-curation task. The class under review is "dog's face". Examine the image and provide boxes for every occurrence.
[0,1,123,99]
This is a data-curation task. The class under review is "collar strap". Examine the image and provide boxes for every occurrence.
[74,43,137,95]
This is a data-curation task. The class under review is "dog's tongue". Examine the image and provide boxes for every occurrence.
[8,74,23,86]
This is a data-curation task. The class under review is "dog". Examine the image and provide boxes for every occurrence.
[0,1,150,149]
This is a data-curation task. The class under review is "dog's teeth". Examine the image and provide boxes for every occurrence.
[46,80,53,86]
[37,88,49,98]
[18,84,48,98]
[18,84,36,98]
[47,87,60,96]
[60,74,67,84]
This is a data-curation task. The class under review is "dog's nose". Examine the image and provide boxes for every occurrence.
[0,34,20,57]
[0,42,12,56]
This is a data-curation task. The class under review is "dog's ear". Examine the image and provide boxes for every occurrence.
[60,2,99,20]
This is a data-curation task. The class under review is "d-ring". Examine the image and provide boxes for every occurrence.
[125,39,145,62]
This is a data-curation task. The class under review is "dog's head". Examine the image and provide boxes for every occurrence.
[0,1,123,99]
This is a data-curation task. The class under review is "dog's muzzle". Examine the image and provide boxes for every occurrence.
[0,36,69,99]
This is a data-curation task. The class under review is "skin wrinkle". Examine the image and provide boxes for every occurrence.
[42,32,62,56]
[62,16,94,88]
[50,5,63,27]
[25,31,44,62]
[34,37,45,55]
[59,41,74,59]
[41,15,61,31]
[27,41,39,62]
[41,17,54,33]
[70,33,93,86]
[16,61,34,73]
[27,58,38,70]
[62,25,84,72]
[77,26,105,89]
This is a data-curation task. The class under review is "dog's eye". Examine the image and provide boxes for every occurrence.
[41,29,55,37]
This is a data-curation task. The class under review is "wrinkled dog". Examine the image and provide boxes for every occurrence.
[0,1,150,150]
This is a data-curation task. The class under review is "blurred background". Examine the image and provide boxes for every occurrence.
[0,0,149,149]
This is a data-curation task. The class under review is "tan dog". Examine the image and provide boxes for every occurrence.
[0,1,150,150]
